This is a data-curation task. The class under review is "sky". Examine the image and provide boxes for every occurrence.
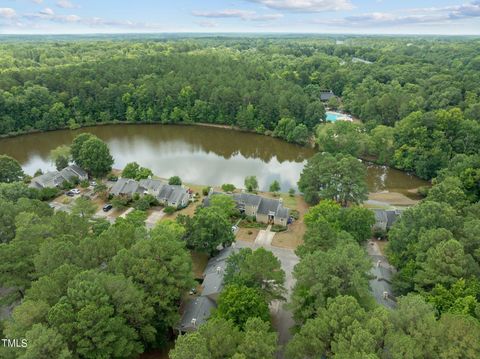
[0,0,479,35]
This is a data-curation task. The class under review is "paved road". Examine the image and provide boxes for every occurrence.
[366,240,397,309]
[235,239,299,358]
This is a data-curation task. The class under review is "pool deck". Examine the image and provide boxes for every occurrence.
[326,111,353,122]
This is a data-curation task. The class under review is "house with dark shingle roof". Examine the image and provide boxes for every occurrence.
[373,209,403,232]
[29,164,88,189]
[110,178,144,197]
[204,190,290,226]
[110,177,190,208]
[176,246,236,333]
[320,90,336,102]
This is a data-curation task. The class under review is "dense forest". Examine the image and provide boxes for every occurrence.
[1,36,479,179]
[1,35,480,358]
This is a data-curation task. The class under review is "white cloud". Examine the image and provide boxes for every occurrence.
[39,8,55,16]
[56,0,76,9]
[245,0,354,12]
[313,0,480,27]
[0,8,17,18]
[192,9,283,21]
[32,0,44,4]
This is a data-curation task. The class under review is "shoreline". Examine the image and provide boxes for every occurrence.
[1,121,428,195]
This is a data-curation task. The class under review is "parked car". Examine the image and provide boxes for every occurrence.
[103,204,113,212]
[231,225,239,233]
[71,189,81,195]
[66,191,75,197]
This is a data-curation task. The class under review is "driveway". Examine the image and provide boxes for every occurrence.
[254,224,276,246]
[366,240,397,308]
[235,239,299,358]
[146,209,165,229]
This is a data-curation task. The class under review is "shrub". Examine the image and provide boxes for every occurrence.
[133,195,157,211]
[37,187,61,201]
[111,195,131,209]
[107,174,118,181]
[271,224,287,232]
[80,180,90,188]
[202,187,211,196]
[60,180,74,190]
[169,176,182,185]
[221,183,236,192]
[290,209,300,220]
[71,176,80,186]
[373,228,387,239]
[164,206,176,215]
[417,186,430,198]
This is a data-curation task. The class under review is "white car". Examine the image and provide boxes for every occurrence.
[71,189,81,195]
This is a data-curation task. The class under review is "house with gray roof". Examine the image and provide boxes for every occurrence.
[204,190,290,226]
[29,164,88,189]
[110,177,190,208]
[110,178,144,197]
[138,179,164,195]
[320,90,336,102]
[176,246,236,333]
[177,296,216,333]
[373,209,403,232]
[157,184,190,208]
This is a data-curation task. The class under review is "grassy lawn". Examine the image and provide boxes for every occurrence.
[160,201,200,222]
[236,228,259,243]
[271,195,309,250]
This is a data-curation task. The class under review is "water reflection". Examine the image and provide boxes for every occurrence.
[0,124,427,193]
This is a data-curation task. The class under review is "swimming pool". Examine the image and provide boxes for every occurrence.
[326,111,350,122]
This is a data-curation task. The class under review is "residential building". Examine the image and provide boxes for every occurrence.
[110,178,144,197]
[373,209,403,232]
[204,190,290,226]
[320,89,336,102]
[177,246,236,333]
[110,177,190,208]
[29,164,88,189]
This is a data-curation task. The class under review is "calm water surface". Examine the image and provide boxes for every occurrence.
[0,124,427,193]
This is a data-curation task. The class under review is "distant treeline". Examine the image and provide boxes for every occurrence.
[0,37,479,176]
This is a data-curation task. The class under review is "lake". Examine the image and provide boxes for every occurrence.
[0,124,427,194]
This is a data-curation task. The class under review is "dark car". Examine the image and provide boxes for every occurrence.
[66,191,75,197]
[103,204,113,212]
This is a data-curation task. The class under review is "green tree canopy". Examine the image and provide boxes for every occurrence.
[183,207,235,255]
[77,137,114,177]
[291,241,372,323]
[298,152,368,206]
[49,145,71,171]
[244,176,258,193]
[224,248,286,301]
[215,284,270,329]
[169,176,182,185]
[0,155,24,183]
